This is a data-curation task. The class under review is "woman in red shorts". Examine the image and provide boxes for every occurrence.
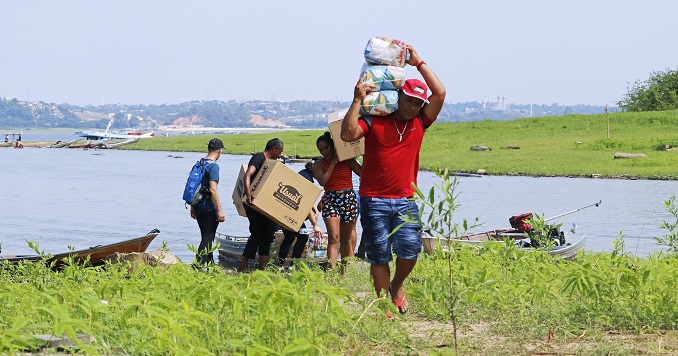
[313,132,362,270]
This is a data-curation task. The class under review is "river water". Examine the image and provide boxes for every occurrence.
[1,147,675,262]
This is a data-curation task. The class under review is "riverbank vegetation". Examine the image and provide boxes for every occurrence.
[1,241,677,354]
[124,109,678,180]
[6,110,678,353]
[2,174,678,354]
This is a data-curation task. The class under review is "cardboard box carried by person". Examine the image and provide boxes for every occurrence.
[244,160,322,231]
[328,108,365,161]
[232,164,248,217]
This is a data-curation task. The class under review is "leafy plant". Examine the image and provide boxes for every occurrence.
[400,167,480,351]
[526,213,563,249]
[188,241,221,269]
[655,195,678,255]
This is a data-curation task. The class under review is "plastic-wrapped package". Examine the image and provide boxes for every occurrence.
[360,90,399,116]
[307,232,328,250]
[364,37,408,67]
[360,63,405,91]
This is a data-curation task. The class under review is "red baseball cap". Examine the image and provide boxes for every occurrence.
[401,79,429,103]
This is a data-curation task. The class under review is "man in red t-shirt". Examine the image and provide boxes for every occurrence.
[341,43,446,317]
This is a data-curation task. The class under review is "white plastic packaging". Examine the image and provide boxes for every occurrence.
[364,37,408,67]
[360,90,399,116]
[360,63,405,91]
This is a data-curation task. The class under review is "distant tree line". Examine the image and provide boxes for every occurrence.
[0,98,84,128]
[0,97,609,129]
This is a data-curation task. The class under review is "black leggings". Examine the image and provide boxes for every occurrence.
[243,205,277,259]
[278,223,309,263]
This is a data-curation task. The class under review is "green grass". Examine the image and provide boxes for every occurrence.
[1,243,676,354]
[124,130,328,159]
[122,110,678,180]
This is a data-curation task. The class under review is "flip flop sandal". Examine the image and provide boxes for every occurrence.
[389,286,408,315]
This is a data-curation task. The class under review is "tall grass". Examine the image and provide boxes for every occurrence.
[124,110,678,179]
[2,236,677,354]
[0,262,380,354]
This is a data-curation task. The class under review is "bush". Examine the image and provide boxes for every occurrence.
[618,67,678,112]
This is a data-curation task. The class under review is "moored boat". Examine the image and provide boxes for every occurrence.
[216,231,328,267]
[1,229,159,267]
[423,228,586,260]
[422,203,600,260]
[422,214,587,260]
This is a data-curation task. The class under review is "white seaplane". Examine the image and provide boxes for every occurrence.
[80,119,154,140]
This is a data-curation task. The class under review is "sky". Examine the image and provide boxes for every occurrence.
[1,1,677,106]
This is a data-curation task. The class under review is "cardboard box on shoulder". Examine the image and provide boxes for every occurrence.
[232,164,248,217]
[248,160,322,231]
[328,108,365,161]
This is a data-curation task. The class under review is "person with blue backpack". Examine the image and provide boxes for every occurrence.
[189,138,226,265]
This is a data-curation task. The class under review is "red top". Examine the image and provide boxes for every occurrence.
[321,158,354,191]
[357,111,433,198]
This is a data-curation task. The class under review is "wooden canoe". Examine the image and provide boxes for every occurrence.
[1,229,159,267]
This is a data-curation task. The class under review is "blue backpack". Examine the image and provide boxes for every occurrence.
[182,159,213,207]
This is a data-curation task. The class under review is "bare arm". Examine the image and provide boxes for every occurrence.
[244,165,257,204]
[208,180,225,222]
[348,158,362,177]
[313,159,337,187]
[340,74,373,142]
[407,44,446,122]
[307,206,322,235]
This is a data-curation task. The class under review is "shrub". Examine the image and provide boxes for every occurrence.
[618,67,678,112]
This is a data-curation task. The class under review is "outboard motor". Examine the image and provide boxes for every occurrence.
[548,226,566,246]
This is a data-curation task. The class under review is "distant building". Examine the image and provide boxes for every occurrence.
[482,96,509,112]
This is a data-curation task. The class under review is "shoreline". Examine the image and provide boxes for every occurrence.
[7,142,677,182]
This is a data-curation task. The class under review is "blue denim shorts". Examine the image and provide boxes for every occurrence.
[359,197,422,264]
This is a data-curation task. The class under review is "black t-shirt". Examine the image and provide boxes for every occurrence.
[247,152,266,177]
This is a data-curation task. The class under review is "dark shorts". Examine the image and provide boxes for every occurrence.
[321,189,358,222]
[359,197,422,265]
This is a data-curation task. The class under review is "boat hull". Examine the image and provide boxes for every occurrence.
[422,230,586,260]
[1,229,159,267]
[216,232,329,266]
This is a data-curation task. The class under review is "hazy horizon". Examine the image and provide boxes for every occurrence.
[0,95,612,108]
[2,1,675,107]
